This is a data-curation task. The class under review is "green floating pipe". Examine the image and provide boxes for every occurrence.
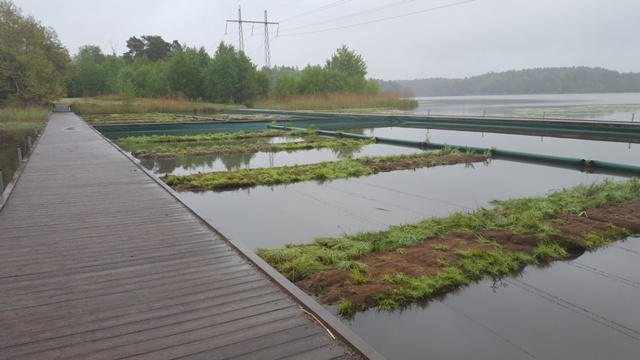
[269,124,640,177]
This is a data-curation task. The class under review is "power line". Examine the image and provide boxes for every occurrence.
[226,7,279,70]
[267,0,306,12]
[281,0,414,33]
[279,0,475,37]
[279,0,351,23]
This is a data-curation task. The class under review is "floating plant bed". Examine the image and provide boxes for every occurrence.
[256,178,640,318]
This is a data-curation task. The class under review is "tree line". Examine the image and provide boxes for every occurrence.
[0,0,378,108]
[380,67,640,96]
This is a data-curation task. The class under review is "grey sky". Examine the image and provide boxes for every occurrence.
[12,0,640,80]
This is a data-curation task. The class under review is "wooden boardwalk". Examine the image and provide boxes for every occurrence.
[0,111,382,359]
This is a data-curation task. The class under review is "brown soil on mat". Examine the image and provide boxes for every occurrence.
[296,201,640,307]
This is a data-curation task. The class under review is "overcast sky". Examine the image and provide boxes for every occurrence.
[11,0,640,80]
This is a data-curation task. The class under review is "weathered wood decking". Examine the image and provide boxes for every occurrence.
[0,111,382,359]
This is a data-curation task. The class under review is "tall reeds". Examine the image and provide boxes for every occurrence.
[254,92,418,111]
[69,96,228,115]
[0,107,50,124]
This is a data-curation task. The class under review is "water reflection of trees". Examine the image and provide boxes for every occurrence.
[331,145,364,159]
[138,141,368,174]
[139,152,256,174]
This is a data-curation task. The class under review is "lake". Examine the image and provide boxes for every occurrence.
[413,93,640,121]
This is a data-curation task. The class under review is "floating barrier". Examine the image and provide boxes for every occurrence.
[269,125,640,177]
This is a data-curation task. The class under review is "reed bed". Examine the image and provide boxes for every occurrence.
[0,107,50,124]
[254,92,418,111]
[68,96,230,115]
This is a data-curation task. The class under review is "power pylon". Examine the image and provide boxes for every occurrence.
[226,7,279,71]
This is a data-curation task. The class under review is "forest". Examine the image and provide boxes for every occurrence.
[379,67,640,96]
[0,1,378,108]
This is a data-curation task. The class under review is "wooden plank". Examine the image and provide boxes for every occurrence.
[0,112,371,359]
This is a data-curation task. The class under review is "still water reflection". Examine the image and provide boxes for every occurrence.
[177,160,626,250]
[348,238,640,360]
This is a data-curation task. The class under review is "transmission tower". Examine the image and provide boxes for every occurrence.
[264,11,271,70]
[238,6,244,52]
[226,8,279,71]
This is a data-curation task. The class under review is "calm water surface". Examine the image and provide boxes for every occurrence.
[413,93,640,121]
[348,238,640,360]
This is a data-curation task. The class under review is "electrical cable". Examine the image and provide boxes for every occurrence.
[279,0,352,23]
[279,0,475,37]
[281,0,414,32]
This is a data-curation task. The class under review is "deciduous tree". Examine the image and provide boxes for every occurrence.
[0,0,69,106]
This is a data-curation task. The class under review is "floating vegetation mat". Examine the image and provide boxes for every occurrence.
[255,178,640,318]
[162,149,488,191]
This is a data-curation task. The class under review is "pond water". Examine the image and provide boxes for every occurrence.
[121,93,640,359]
[176,161,626,249]
[348,237,640,360]
[134,127,639,177]
[137,142,421,176]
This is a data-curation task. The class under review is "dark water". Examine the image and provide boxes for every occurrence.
[177,161,626,250]
[348,238,640,360]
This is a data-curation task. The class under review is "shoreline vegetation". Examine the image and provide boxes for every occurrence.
[162,149,488,191]
[0,106,49,188]
[68,93,416,123]
[254,92,418,112]
[0,106,49,128]
[67,96,226,117]
[256,178,640,319]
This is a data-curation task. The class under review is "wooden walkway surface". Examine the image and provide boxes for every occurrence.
[0,111,382,359]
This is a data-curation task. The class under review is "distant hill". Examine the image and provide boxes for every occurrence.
[377,67,640,96]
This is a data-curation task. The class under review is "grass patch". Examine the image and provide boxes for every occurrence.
[163,150,486,191]
[118,130,315,145]
[130,137,374,159]
[257,178,640,318]
[254,92,418,112]
[0,107,50,125]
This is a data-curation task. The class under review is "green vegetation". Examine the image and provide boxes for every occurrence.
[118,129,313,145]
[271,45,378,99]
[0,106,48,188]
[383,67,640,96]
[64,39,411,111]
[67,40,268,105]
[257,178,640,318]
[0,107,50,125]
[163,150,485,191]
[0,1,69,107]
[165,159,375,190]
[64,39,403,110]
[130,137,375,159]
[254,92,417,111]
[68,97,227,116]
